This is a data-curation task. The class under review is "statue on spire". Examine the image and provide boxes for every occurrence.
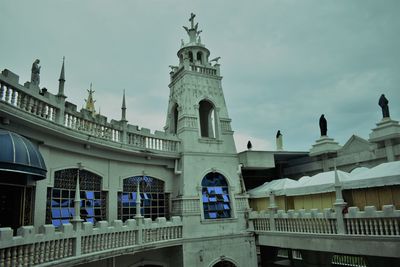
[85,83,96,113]
[183,13,202,43]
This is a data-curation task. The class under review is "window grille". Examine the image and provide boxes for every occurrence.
[118,176,170,221]
[47,169,106,227]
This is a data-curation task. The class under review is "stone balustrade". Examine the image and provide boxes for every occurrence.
[345,205,400,236]
[0,80,58,123]
[0,217,182,267]
[190,65,217,76]
[0,70,180,154]
[250,204,400,236]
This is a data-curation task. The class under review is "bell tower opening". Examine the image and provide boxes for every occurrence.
[172,103,179,134]
[199,100,216,138]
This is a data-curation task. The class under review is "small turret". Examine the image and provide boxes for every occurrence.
[57,57,66,98]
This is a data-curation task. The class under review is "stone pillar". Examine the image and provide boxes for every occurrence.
[268,191,277,231]
[333,165,346,234]
[134,184,143,245]
[71,165,83,256]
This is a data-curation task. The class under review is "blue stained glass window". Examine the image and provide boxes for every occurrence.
[86,191,94,199]
[61,208,70,218]
[201,172,231,220]
[61,219,70,224]
[131,192,137,199]
[52,219,61,227]
[52,209,61,218]
[69,208,75,216]
[86,208,94,216]
[214,187,223,194]
[51,200,60,207]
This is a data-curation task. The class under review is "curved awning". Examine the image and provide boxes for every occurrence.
[0,129,47,180]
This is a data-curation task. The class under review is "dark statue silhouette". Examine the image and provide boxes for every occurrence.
[378,94,390,118]
[319,114,327,136]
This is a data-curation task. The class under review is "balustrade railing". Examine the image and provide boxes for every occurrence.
[0,217,182,266]
[190,65,217,76]
[0,72,180,154]
[250,204,400,236]
[0,81,58,122]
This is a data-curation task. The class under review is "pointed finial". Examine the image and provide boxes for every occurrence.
[121,89,127,122]
[58,56,66,97]
[85,83,96,113]
[59,56,65,81]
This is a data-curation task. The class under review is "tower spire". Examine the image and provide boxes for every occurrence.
[57,56,66,97]
[121,89,127,122]
[84,83,96,113]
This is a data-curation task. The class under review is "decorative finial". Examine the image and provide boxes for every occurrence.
[183,13,202,43]
[58,57,66,97]
[121,89,127,122]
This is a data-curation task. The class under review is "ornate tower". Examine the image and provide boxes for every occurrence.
[166,14,256,267]
[165,13,236,154]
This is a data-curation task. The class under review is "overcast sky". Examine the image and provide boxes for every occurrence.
[1,1,399,152]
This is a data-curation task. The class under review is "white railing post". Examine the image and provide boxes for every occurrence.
[268,191,277,231]
[333,165,347,234]
[134,184,143,245]
[71,163,84,256]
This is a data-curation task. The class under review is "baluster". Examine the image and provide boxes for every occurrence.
[36,101,42,116]
[23,245,29,267]
[360,220,365,235]
[389,219,395,235]
[0,83,4,101]
[11,90,16,106]
[0,249,5,267]
[4,86,10,102]
[394,219,399,235]
[11,247,17,267]
[373,219,379,235]
[6,248,11,267]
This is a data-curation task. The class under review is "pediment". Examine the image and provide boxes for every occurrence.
[339,135,371,155]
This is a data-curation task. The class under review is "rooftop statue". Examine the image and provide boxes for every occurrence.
[378,94,390,118]
[319,114,327,136]
[247,140,252,150]
[31,59,41,86]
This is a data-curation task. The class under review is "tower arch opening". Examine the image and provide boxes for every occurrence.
[171,103,179,134]
[188,51,194,63]
[197,51,203,64]
[199,100,216,138]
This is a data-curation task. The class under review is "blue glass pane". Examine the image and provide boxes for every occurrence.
[209,212,217,219]
[122,194,129,202]
[51,200,60,207]
[52,219,61,227]
[86,200,94,207]
[86,208,94,216]
[61,219,70,224]
[61,200,70,207]
[52,209,61,218]
[61,208,70,218]
[86,191,94,199]
[209,197,216,202]
[69,208,75,216]
[86,217,94,223]
[223,204,230,210]
[203,205,209,211]
[93,200,101,207]
[216,203,224,210]
[209,203,216,210]
[202,195,209,203]
[215,187,223,194]
[223,195,229,202]
[207,187,215,194]
[131,192,137,199]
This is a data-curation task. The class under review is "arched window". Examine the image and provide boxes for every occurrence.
[199,100,216,138]
[196,51,203,64]
[188,51,194,63]
[47,169,106,227]
[118,176,169,221]
[201,172,231,219]
[171,104,179,134]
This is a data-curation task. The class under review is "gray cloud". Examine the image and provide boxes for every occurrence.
[1,0,399,152]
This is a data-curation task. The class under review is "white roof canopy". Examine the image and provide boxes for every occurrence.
[247,161,400,198]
